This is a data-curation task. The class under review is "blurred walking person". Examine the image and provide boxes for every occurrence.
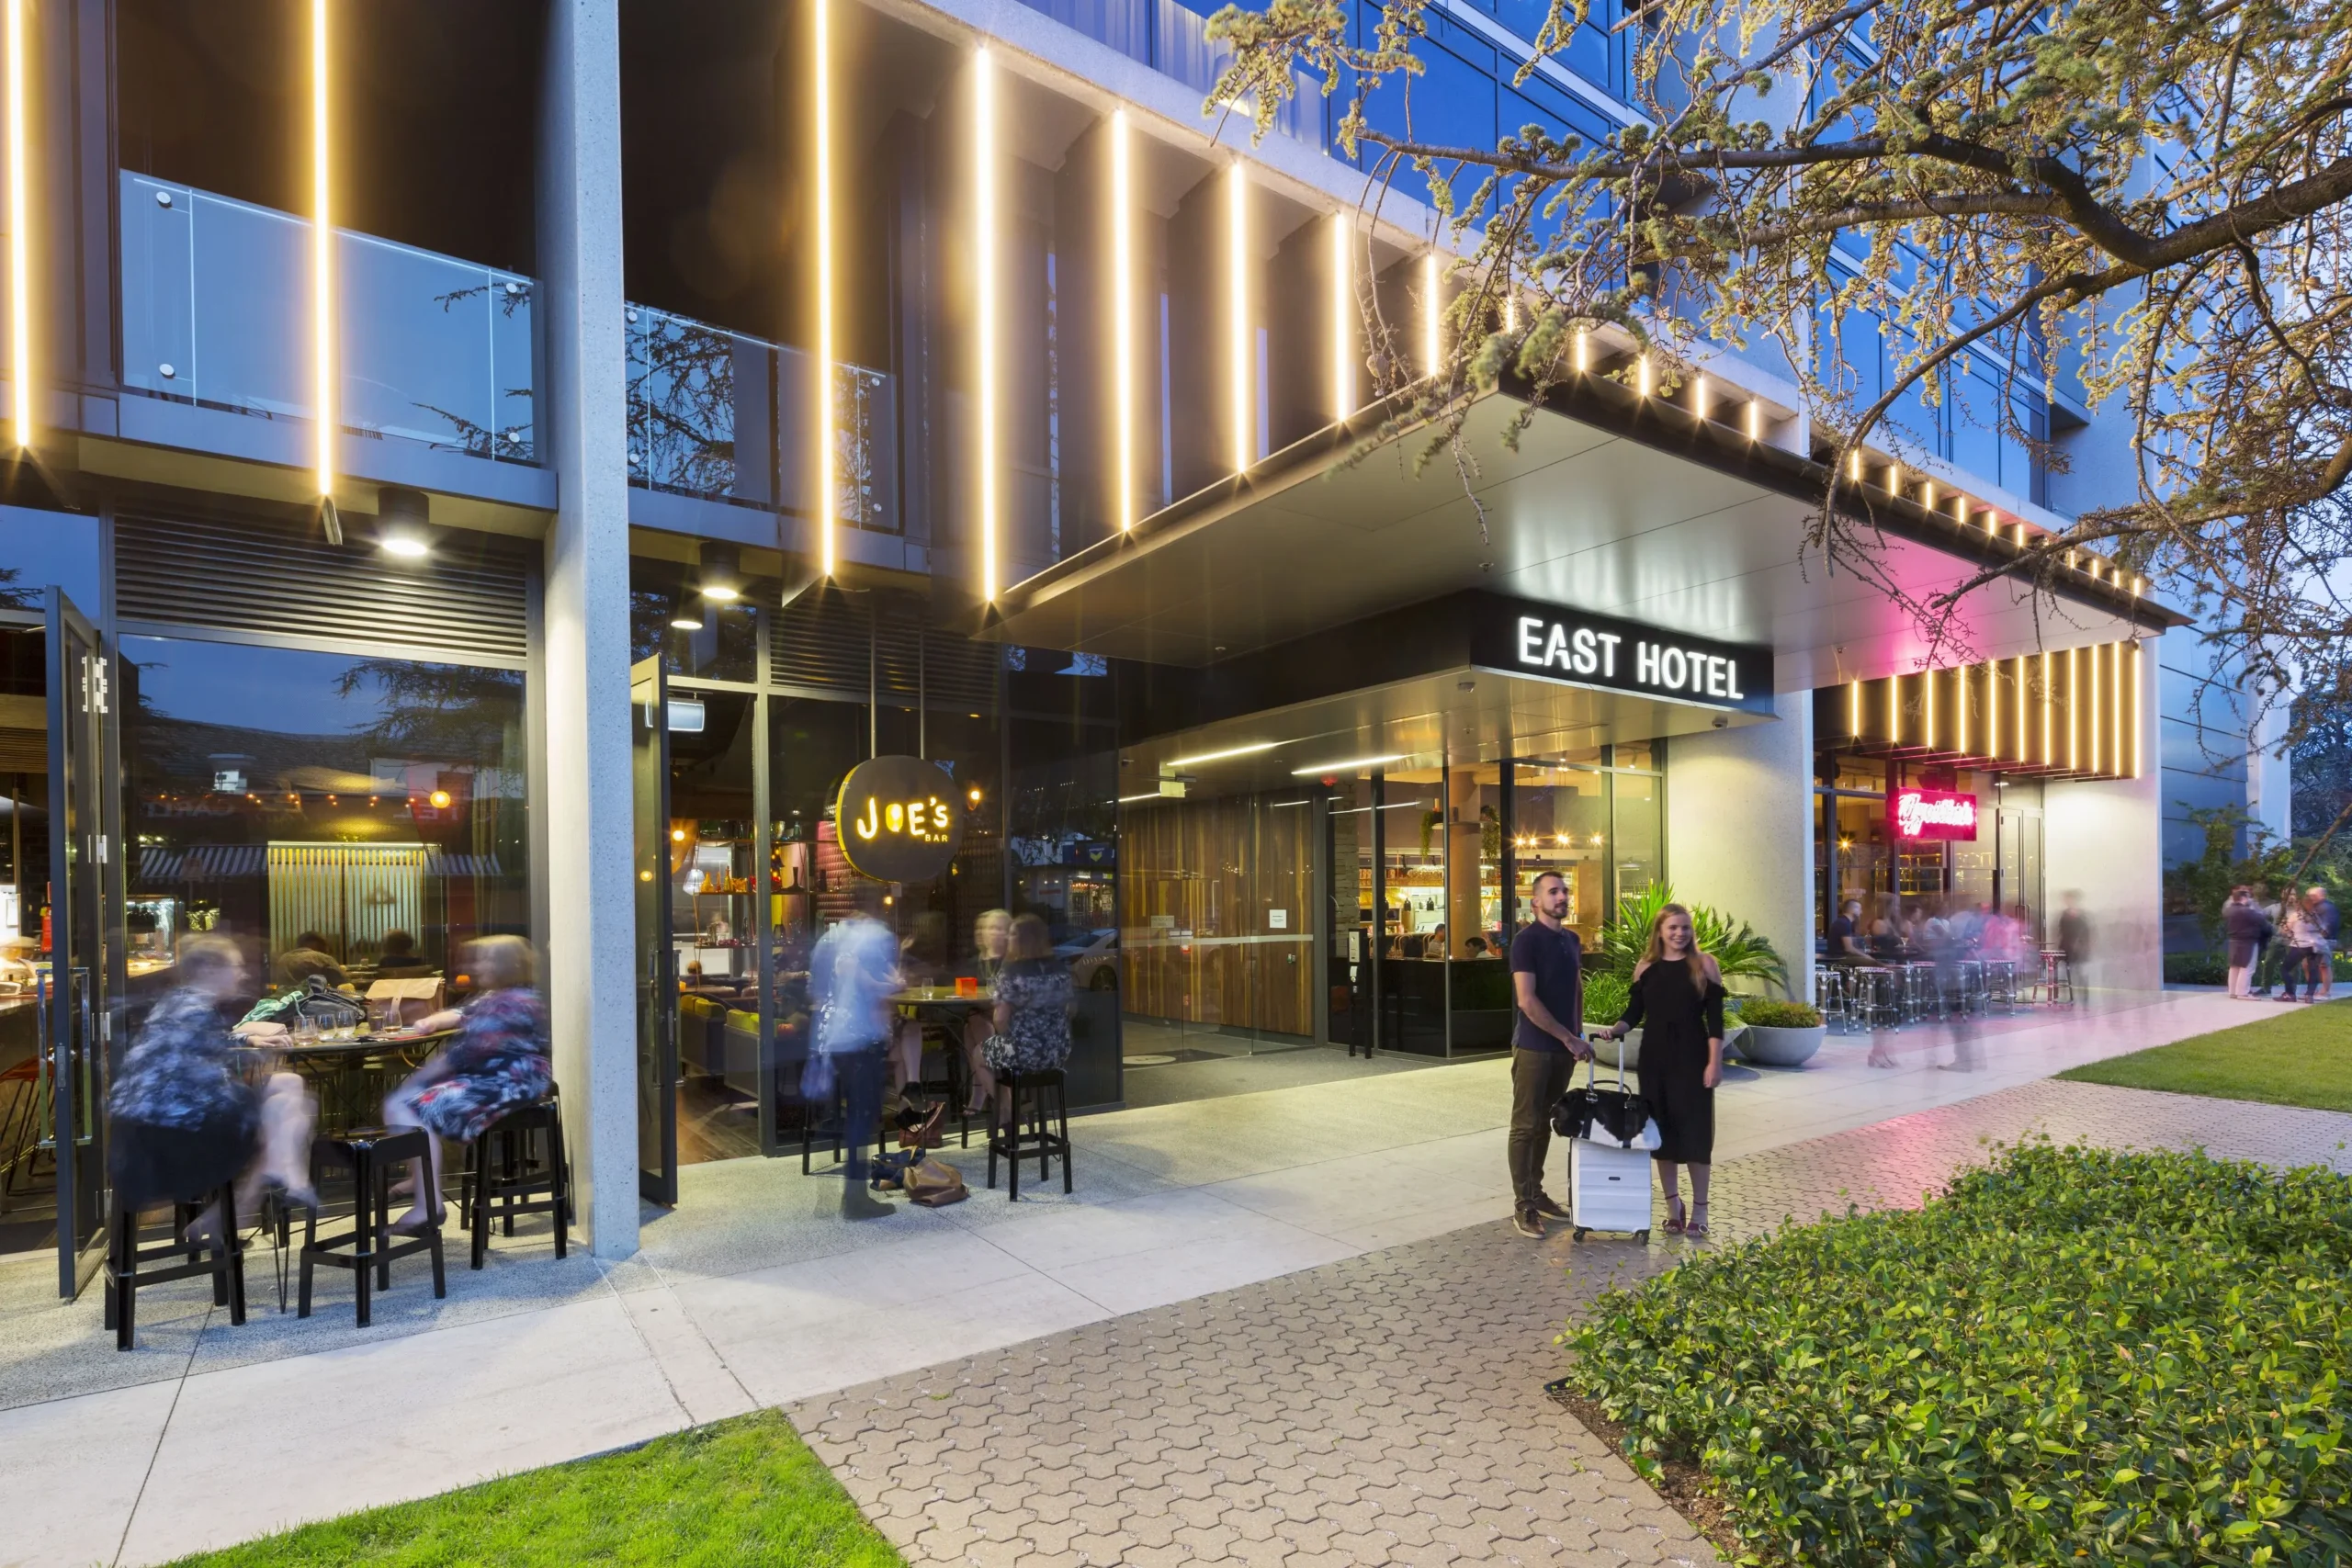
[2307,885,2339,1000]
[2222,886,2267,999]
[808,914,902,1218]
[2276,897,2319,1004]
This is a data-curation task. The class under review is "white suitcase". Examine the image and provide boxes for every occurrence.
[1569,1138,1655,1240]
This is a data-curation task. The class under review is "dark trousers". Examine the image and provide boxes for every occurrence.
[837,1047,886,1186]
[1508,1047,1576,1211]
[2282,949,2320,1000]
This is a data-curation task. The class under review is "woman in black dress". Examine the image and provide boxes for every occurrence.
[1600,903,1725,1237]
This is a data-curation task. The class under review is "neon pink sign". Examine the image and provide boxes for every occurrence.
[1889,787,1979,842]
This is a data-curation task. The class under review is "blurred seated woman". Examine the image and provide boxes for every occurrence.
[108,935,314,1242]
[274,931,348,990]
[983,915,1073,1126]
[382,936,551,1232]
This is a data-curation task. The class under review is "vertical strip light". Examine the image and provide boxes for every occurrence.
[310,0,334,500]
[1110,110,1135,532]
[2131,640,2143,776]
[1956,664,1969,756]
[1924,666,1937,750]
[813,0,837,575]
[2111,637,2125,779]
[1330,213,1351,421]
[975,48,999,598]
[1887,673,1901,747]
[1227,161,1249,473]
[4,0,28,446]
[1987,658,1999,761]
[2067,646,2080,771]
[1421,250,1440,380]
[2013,655,2026,762]
[2098,639,2117,775]
[1848,679,1861,738]
[2040,651,2052,765]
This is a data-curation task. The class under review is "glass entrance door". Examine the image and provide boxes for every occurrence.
[630,657,678,1206]
[47,590,107,1297]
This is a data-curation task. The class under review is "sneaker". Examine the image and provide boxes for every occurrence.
[1530,1194,1570,1222]
[1511,1210,1544,1239]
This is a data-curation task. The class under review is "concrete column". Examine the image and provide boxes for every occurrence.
[2043,639,2164,996]
[537,1,639,1257]
[1663,692,1816,1002]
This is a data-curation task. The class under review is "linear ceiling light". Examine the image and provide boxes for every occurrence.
[1329,213,1351,421]
[1165,740,1277,768]
[1228,161,1249,473]
[1111,110,1135,531]
[310,0,334,501]
[813,0,837,576]
[975,47,999,599]
[1291,753,1404,776]
[4,0,28,446]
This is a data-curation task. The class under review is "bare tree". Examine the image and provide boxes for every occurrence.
[1208,0,2352,739]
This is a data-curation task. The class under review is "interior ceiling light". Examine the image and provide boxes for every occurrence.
[1291,753,1404,775]
[1164,740,1278,768]
[669,616,700,631]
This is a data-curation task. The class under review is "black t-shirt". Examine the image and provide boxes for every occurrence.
[1510,921,1582,1053]
[1826,914,1857,955]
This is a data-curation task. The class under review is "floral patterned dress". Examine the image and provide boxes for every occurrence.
[412,987,554,1142]
[107,987,259,1206]
[982,958,1073,1076]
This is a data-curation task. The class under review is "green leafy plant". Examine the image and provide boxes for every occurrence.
[1595,883,1790,996]
[1734,999,1821,1029]
[1560,1143,2352,1566]
[1580,971,1629,1029]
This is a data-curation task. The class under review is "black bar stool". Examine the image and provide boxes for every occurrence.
[797,1062,888,1174]
[463,1093,571,1269]
[104,1184,247,1351]
[299,1126,445,1327]
[987,1067,1072,1201]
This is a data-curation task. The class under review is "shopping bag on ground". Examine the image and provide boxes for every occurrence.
[904,1156,968,1206]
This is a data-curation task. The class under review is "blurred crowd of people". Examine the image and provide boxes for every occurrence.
[2221,883,2339,1002]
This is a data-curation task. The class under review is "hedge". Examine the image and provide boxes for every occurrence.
[1560,1144,2352,1565]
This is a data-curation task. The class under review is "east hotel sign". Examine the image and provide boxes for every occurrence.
[1467,592,1775,715]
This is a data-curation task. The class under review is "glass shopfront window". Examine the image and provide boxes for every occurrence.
[1814,754,2046,953]
[122,636,531,991]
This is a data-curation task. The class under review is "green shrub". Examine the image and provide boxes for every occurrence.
[1582,971,1629,1027]
[1596,884,1791,994]
[1734,999,1822,1028]
[1560,1144,2352,1566]
[2165,950,2230,985]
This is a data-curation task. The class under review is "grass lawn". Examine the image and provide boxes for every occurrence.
[164,1409,904,1567]
[2057,998,2352,1112]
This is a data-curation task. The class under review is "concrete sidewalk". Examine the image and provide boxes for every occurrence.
[0,987,2270,1565]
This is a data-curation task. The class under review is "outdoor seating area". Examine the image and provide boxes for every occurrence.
[1812,953,2079,1032]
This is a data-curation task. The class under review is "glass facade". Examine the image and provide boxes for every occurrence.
[1815,751,2047,952]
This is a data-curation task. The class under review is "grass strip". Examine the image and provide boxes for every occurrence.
[2057,1000,2352,1112]
[164,1409,905,1567]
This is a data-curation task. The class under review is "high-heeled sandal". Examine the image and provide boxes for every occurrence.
[1663,1196,1687,1234]
[1685,1204,1710,1239]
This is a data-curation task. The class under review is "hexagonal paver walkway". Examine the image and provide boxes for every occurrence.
[788,1077,2352,1568]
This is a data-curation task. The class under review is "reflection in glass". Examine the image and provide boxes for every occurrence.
[118,174,536,462]
[121,637,530,995]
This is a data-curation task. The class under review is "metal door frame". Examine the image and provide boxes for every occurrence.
[47,588,109,1298]
[631,657,679,1206]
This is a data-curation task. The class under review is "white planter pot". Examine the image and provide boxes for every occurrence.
[1739,1023,1826,1067]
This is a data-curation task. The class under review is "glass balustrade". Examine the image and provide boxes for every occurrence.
[624,303,899,535]
[119,172,537,464]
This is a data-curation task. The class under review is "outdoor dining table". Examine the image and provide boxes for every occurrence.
[240,1029,459,1130]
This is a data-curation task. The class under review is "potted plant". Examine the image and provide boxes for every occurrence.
[1730,998,1826,1066]
[1581,972,1633,1067]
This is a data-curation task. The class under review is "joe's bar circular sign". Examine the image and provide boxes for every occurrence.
[834,755,967,882]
